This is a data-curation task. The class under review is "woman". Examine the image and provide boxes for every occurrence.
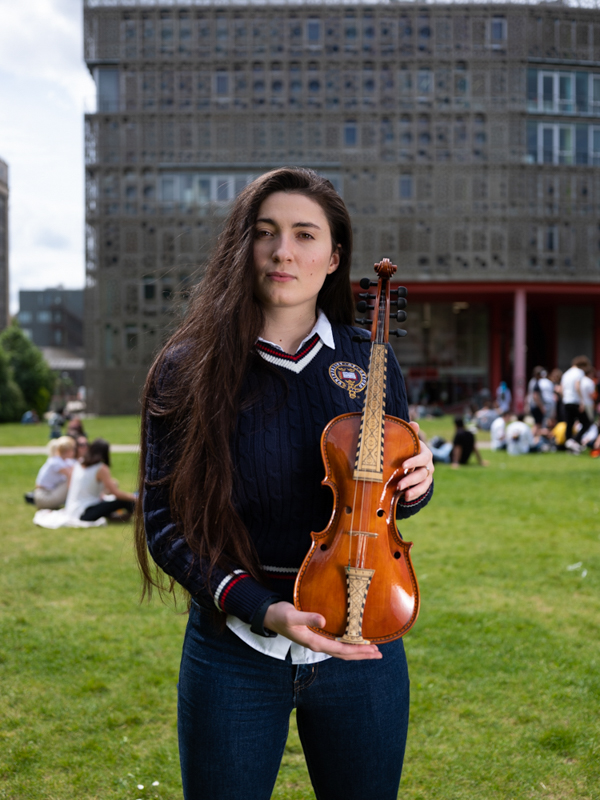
[136,168,434,800]
[33,435,76,509]
[34,438,135,528]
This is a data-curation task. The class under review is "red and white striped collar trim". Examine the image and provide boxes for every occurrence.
[256,311,334,374]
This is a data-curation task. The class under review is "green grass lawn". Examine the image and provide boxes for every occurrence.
[1,448,599,799]
[0,416,141,447]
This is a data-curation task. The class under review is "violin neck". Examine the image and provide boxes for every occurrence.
[353,343,387,483]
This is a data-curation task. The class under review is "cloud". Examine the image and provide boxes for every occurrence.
[35,229,71,250]
[0,0,93,107]
[0,0,93,312]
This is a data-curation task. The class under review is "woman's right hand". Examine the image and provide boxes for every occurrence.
[263,601,382,661]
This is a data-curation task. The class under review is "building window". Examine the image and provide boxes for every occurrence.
[143,276,156,301]
[417,70,432,98]
[95,67,119,113]
[215,72,229,96]
[18,311,32,323]
[490,17,506,48]
[37,311,51,323]
[539,226,558,253]
[528,69,600,116]
[307,20,321,43]
[399,175,413,199]
[344,122,358,147]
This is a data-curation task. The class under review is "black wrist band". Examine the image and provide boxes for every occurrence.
[249,596,280,638]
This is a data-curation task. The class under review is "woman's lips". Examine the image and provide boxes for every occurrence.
[267,272,295,282]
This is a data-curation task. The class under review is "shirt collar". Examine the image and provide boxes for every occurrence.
[257,309,334,354]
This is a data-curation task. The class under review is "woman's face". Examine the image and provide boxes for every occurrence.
[253,192,339,317]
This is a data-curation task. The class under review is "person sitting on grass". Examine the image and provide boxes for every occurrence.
[490,410,511,451]
[451,416,489,469]
[32,436,77,509]
[506,414,542,455]
[33,438,137,529]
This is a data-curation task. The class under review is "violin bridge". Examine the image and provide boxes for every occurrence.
[346,530,378,538]
[337,566,375,645]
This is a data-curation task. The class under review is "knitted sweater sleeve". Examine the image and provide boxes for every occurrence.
[142,405,280,624]
[385,343,434,520]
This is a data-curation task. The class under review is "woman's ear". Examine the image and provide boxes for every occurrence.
[328,244,341,274]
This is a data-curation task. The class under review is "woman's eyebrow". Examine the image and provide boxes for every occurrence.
[255,218,321,230]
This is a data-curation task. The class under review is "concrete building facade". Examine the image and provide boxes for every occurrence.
[0,158,8,332]
[83,0,600,414]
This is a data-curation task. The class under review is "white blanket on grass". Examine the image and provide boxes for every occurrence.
[33,509,107,529]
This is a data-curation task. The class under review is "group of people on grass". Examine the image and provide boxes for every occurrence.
[427,354,599,465]
[27,418,136,528]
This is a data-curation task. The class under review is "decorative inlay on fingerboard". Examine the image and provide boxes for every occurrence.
[353,344,387,482]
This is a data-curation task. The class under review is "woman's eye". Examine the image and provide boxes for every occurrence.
[298,232,314,239]
[256,229,273,238]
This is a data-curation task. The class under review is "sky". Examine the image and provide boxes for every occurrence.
[0,0,95,313]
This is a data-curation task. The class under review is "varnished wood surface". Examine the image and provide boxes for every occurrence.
[294,412,421,644]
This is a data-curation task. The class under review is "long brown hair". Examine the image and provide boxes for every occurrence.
[135,167,354,600]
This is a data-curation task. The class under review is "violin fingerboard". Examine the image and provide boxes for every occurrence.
[353,344,386,482]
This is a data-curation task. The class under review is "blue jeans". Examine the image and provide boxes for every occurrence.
[178,601,410,800]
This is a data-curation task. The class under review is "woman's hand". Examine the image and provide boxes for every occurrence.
[396,422,434,502]
[263,601,382,661]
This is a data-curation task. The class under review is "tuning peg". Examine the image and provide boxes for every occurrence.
[391,329,408,337]
[352,335,371,343]
[359,278,378,289]
[358,292,376,299]
[356,300,374,313]
[390,286,408,298]
[394,310,407,322]
[355,318,373,325]
[392,297,407,310]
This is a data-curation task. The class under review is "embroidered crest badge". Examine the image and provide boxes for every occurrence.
[328,362,368,399]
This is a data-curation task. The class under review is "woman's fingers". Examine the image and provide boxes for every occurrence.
[263,602,382,661]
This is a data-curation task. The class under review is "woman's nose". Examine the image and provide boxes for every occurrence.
[271,234,293,262]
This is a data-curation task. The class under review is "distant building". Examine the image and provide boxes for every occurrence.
[0,158,8,332]
[84,0,600,414]
[18,288,84,349]
[18,289,85,388]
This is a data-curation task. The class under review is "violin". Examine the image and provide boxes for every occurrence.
[293,258,420,644]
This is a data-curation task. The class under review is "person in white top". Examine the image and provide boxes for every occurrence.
[490,411,511,450]
[561,355,591,447]
[580,367,597,423]
[33,438,136,528]
[33,436,77,509]
[506,414,536,455]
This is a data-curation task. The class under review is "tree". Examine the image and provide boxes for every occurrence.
[0,322,56,418]
[0,346,26,422]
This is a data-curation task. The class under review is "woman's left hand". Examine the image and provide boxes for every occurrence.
[396,422,434,502]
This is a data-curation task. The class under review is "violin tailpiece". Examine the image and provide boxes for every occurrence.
[354,344,387,482]
[337,566,375,645]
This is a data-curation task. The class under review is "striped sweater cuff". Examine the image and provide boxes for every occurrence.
[213,569,280,624]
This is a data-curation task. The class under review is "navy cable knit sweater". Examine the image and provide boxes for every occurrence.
[143,323,432,625]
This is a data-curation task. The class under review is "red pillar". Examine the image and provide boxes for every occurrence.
[513,289,527,413]
[489,302,502,396]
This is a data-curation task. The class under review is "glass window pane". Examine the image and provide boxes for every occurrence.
[575,125,588,165]
[542,128,554,163]
[344,123,357,147]
[575,72,588,113]
[197,179,210,205]
[542,75,554,109]
[399,175,413,199]
[97,68,119,112]
[216,179,230,202]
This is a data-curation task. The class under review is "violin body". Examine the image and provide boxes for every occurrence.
[294,411,421,644]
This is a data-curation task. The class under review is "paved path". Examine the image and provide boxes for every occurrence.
[0,444,140,456]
